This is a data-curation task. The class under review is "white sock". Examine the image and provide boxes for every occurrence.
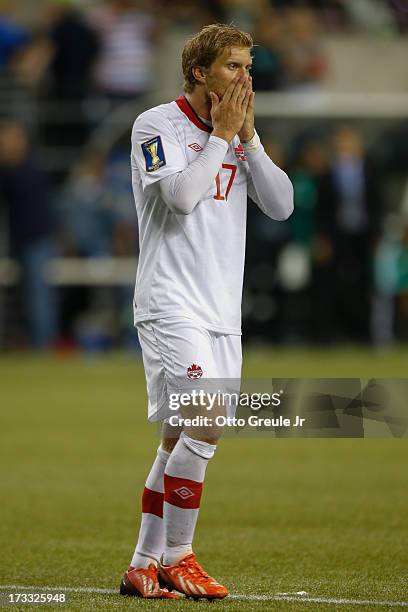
[162,433,216,566]
[130,446,170,568]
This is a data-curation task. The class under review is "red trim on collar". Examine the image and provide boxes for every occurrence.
[175,96,212,133]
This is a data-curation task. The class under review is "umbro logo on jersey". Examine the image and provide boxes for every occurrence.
[187,363,203,379]
[234,144,246,161]
[174,486,194,500]
[188,142,203,152]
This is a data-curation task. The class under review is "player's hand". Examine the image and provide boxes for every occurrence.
[210,76,252,144]
[238,76,255,143]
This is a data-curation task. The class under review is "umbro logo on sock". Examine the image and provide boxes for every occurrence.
[174,486,194,500]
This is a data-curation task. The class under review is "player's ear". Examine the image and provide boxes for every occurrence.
[191,66,206,85]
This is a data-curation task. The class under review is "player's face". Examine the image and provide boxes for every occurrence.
[204,46,252,101]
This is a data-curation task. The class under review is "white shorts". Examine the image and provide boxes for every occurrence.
[137,317,242,422]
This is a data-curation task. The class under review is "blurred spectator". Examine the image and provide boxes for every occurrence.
[245,138,290,341]
[289,136,328,249]
[0,9,29,71]
[0,119,58,348]
[372,180,408,345]
[58,153,114,257]
[41,0,100,149]
[388,0,408,34]
[88,0,158,103]
[270,0,348,30]
[315,126,382,343]
[217,0,266,31]
[251,10,285,91]
[284,6,327,90]
[105,150,138,256]
[340,0,397,33]
[372,215,405,347]
[272,0,324,6]
[58,148,137,258]
[45,1,99,101]
[397,225,408,339]
[0,4,51,87]
[160,0,219,28]
[278,136,329,343]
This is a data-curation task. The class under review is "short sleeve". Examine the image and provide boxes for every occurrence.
[131,109,188,190]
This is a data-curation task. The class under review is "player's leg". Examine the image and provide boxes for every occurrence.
[162,331,241,568]
[159,428,230,599]
[146,319,218,563]
[130,443,169,570]
[162,415,222,567]
[152,321,232,598]
[130,419,182,568]
[120,323,181,598]
[159,333,242,598]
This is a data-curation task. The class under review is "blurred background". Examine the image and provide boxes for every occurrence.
[1,0,408,354]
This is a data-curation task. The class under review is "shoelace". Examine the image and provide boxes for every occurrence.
[180,557,212,584]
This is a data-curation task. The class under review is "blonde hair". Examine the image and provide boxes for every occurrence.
[182,23,253,94]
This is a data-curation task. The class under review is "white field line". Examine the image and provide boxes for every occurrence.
[0,584,407,607]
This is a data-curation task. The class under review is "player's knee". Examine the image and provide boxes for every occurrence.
[161,420,182,453]
[181,431,217,459]
[180,398,226,444]
[161,437,179,453]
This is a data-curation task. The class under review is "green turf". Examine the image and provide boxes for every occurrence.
[0,348,407,611]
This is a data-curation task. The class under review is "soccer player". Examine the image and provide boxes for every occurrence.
[120,23,294,600]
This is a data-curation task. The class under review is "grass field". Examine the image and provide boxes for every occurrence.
[0,348,407,611]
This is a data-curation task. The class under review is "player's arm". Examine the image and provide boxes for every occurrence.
[245,134,294,221]
[237,77,293,221]
[159,136,227,215]
[132,109,229,215]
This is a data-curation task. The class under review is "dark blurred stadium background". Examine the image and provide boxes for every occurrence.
[1,0,408,353]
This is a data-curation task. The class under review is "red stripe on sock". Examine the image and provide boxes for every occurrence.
[164,474,203,509]
[142,487,164,518]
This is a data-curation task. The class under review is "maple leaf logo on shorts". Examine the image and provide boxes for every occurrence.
[187,364,203,379]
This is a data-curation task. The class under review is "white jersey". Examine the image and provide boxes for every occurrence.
[131,96,253,335]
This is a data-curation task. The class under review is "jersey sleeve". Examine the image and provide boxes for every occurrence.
[131,109,188,190]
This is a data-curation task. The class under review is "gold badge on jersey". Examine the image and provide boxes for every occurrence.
[141,136,166,172]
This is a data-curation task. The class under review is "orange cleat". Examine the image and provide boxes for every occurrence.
[158,553,229,600]
[120,563,180,599]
